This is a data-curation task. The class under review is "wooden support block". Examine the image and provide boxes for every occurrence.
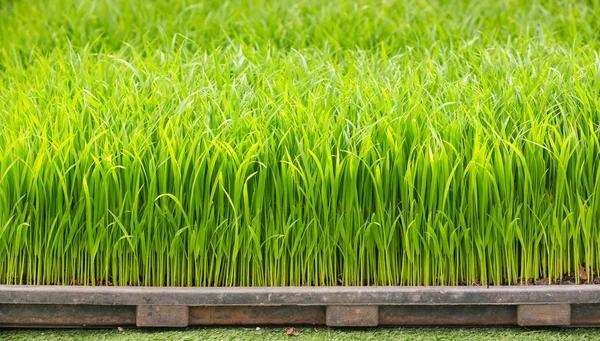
[136,305,189,327]
[326,306,378,327]
[517,304,570,326]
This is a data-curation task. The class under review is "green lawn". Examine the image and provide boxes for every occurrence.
[3,327,600,341]
[1,0,600,287]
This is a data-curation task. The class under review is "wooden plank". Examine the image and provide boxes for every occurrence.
[571,304,600,326]
[517,304,571,326]
[326,306,378,327]
[3,302,600,327]
[136,305,189,327]
[190,306,325,325]
[1,285,600,306]
[0,304,135,327]
[380,305,517,326]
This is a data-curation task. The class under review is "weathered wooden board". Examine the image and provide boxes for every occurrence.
[380,305,517,325]
[190,306,325,325]
[571,304,600,326]
[326,306,379,327]
[0,304,135,327]
[0,286,599,328]
[517,304,571,326]
[1,285,600,306]
[2,304,600,327]
[136,305,189,327]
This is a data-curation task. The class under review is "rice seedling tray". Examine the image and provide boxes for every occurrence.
[1,285,600,328]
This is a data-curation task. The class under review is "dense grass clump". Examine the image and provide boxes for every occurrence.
[0,0,599,286]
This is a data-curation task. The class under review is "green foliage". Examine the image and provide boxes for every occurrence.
[5,327,600,341]
[0,0,599,286]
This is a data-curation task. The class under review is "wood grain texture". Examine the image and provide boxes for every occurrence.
[136,305,189,327]
[380,305,517,326]
[1,285,599,306]
[0,304,135,327]
[326,306,379,327]
[3,303,600,327]
[190,306,325,325]
[571,304,600,326]
[517,304,571,326]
